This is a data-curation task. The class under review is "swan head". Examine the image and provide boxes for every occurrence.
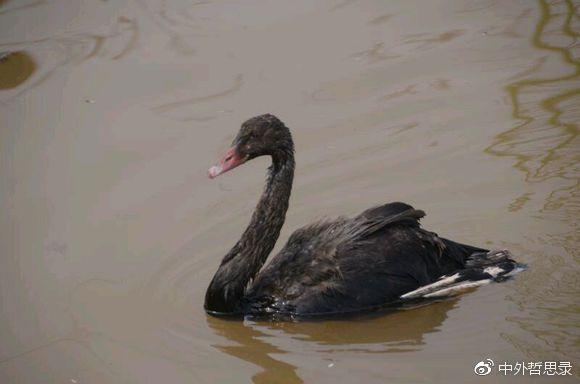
[208,114,293,178]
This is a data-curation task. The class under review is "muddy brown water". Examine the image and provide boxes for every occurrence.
[0,0,578,383]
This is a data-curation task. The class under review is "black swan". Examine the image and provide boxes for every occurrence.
[205,114,523,319]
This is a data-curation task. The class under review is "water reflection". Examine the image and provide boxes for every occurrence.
[208,317,302,384]
[0,51,36,89]
[207,299,457,383]
[485,0,580,363]
[485,0,579,218]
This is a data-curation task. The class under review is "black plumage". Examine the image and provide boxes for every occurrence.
[204,114,521,319]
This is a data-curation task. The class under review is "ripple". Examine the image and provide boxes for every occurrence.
[402,29,466,49]
[0,0,46,16]
[0,15,139,103]
[347,42,401,64]
[150,74,243,122]
[367,13,394,26]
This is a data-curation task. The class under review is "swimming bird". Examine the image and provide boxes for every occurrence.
[205,114,523,319]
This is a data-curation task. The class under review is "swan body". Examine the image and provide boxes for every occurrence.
[204,114,522,319]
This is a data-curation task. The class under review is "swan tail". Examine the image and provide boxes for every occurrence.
[400,250,526,301]
[438,237,489,265]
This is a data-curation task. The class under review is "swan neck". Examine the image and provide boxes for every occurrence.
[205,152,294,313]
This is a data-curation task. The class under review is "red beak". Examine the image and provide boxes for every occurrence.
[208,146,247,179]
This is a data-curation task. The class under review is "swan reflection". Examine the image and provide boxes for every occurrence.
[207,299,458,384]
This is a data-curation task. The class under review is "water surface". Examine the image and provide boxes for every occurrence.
[0,0,578,383]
